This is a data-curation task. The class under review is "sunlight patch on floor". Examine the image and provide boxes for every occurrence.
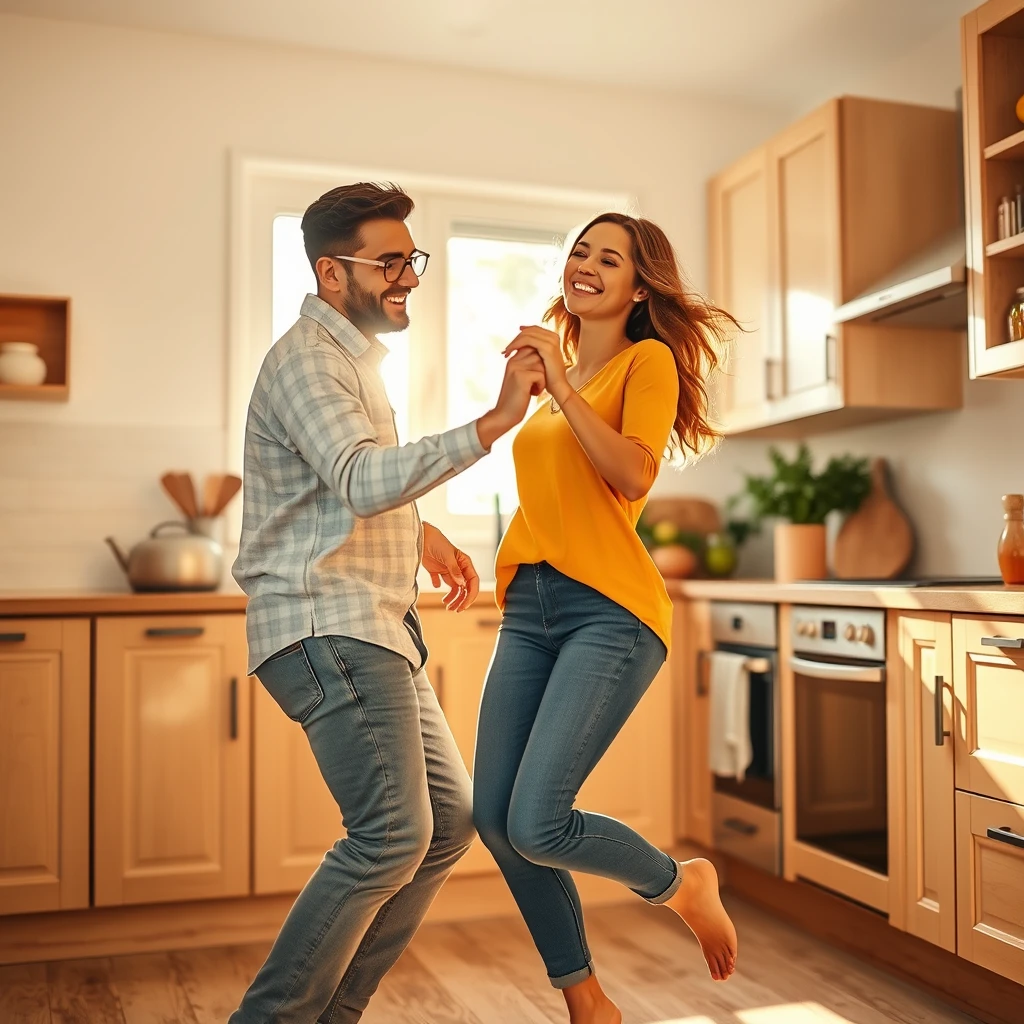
[737,1003,856,1023]
[653,1005,857,1024]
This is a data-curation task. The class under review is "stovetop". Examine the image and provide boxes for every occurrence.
[795,576,1004,588]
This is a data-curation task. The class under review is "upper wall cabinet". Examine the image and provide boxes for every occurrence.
[709,97,965,437]
[962,0,1024,379]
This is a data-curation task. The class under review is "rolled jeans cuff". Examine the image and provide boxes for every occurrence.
[549,962,593,989]
[644,859,682,905]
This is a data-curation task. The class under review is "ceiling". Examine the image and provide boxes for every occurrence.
[0,0,972,108]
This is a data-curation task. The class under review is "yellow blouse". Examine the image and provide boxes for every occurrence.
[494,339,680,652]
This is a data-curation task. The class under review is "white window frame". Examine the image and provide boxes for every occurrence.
[228,154,629,548]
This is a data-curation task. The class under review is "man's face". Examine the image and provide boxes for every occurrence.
[316,218,421,336]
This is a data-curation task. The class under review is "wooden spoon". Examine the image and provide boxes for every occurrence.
[160,472,195,518]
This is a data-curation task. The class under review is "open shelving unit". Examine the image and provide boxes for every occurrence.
[962,0,1024,378]
[0,295,70,401]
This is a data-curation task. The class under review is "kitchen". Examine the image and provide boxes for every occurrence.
[1,1,1024,1022]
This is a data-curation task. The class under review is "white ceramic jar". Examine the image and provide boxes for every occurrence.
[0,343,47,386]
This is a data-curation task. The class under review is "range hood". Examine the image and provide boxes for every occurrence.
[834,229,967,329]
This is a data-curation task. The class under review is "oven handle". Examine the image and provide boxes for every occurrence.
[789,655,885,683]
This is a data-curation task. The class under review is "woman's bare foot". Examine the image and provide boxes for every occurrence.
[562,972,622,1024]
[665,858,737,981]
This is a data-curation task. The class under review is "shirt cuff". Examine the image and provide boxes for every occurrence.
[442,420,488,472]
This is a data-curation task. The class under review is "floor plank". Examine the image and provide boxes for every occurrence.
[22,898,985,1024]
[109,953,199,1024]
[169,945,268,1024]
[46,958,125,1024]
[0,962,51,1024]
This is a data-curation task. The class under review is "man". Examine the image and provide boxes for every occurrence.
[230,182,545,1023]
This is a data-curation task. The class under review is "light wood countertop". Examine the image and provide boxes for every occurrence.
[2,580,1022,617]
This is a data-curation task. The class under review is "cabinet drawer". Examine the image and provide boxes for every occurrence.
[956,791,1024,986]
[952,617,1024,806]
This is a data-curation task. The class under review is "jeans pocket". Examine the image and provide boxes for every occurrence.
[255,641,324,723]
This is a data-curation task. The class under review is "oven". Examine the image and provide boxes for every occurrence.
[707,603,781,875]
[785,605,890,913]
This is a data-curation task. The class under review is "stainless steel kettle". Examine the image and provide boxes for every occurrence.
[105,521,223,592]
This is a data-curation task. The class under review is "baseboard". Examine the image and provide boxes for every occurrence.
[721,854,1024,1024]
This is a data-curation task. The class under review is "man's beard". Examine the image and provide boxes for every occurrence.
[342,279,410,336]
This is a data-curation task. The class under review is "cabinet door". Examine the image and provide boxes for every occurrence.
[770,102,840,399]
[0,619,89,916]
[956,791,1024,986]
[894,613,956,952]
[675,600,713,847]
[709,147,772,428]
[419,605,502,876]
[952,617,1024,807]
[253,680,342,894]
[94,615,250,906]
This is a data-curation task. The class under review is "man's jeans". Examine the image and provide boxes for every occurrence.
[230,630,474,1023]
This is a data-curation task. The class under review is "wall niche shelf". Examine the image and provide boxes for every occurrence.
[0,295,70,401]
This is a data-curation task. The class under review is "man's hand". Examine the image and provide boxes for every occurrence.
[476,347,546,450]
[421,522,480,613]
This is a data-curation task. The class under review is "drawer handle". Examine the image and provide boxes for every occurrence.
[229,677,238,741]
[476,619,502,629]
[696,649,709,697]
[934,675,950,747]
[723,817,759,836]
[0,632,27,643]
[145,627,205,639]
[980,636,1023,650]
[987,826,1024,850]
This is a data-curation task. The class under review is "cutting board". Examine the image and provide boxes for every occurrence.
[642,497,721,536]
[833,458,914,580]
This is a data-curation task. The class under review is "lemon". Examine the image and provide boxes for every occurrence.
[651,519,679,545]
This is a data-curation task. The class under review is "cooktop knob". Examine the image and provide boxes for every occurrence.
[805,621,819,638]
[844,624,857,641]
[856,625,875,645]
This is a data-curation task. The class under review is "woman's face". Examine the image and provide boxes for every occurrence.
[562,221,647,321]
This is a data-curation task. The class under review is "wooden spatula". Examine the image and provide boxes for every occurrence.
[210,474,242,516]
[203,474,224,517]
[160,472,196,518]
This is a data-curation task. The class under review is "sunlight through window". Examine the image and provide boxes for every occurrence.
[444,232,562,516]
[736,1002,856,1023]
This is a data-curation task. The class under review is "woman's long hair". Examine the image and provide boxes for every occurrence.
[545,212,738,458]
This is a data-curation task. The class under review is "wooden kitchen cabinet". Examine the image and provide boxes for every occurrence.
[94,614,251,906]
[675,599,713,847]
[952,616,1024,807]
[956,790,1024,985]
[961,0,1024,379]
[709,96,964,437]
[0,619,89,916]
[708,148,772,430]
[890,612,957,952]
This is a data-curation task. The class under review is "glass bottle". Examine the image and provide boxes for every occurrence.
[997,493,1024,585]
[1010,286,1024,345]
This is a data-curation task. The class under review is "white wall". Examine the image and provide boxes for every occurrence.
[658,14,1024,579]
[0,13,784,589]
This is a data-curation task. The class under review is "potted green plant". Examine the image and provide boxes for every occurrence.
[728,445,871,581]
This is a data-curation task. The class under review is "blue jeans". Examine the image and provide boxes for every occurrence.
[231,624,474,1024]
[472,562,679,988]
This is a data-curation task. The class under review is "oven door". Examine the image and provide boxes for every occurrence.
[787,654,889,912]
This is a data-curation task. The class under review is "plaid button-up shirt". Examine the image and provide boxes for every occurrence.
[232,294,486,674]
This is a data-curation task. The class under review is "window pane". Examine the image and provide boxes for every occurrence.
[445,234,562,517]
[271,214,410,442]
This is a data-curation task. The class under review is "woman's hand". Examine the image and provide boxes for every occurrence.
[421,522,479,612]
[503,326,571,407]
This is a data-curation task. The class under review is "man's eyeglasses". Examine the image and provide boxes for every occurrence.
[328,251,430,283]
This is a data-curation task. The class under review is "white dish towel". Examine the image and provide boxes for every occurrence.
[707,651,753,782]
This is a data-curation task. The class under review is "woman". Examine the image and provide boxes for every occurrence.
[472,213,739,1024]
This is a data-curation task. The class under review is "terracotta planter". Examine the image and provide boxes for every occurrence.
[774,523,827,582]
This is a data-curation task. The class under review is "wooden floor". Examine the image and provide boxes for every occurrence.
[0,896,981,1024]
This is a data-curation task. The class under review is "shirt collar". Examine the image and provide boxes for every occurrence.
[300,293,388,362]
